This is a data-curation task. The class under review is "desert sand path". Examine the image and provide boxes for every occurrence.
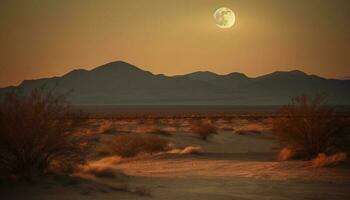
[2,131,350,200]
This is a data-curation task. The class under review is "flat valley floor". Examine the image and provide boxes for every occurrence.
[2,113,350,200]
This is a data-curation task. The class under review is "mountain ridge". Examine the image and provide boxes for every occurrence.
[1,61,349,105]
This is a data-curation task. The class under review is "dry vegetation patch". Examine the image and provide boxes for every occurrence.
[108,133,170,158]
[0,89,88,181]
[273,95,350,160]
[189,120,217,140]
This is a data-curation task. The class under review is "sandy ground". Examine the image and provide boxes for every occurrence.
[2,120,350,200]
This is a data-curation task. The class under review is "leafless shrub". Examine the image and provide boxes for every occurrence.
[0,89,88,181]
[108,133,170,158]
[108,134,142,158]
[190,120,217,140]
[142,134,171,154]
[272,94,349,159]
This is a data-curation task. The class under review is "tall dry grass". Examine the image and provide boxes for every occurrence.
[272,94,349,160]
[0,89,88,181]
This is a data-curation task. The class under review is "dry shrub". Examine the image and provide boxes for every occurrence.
[272,95,349,159]
[108,134,143,158]
[311,152,347,167]
[278,147,296,161]
[0,89,88,181]
[108,133,170,158]
[142,134,171,154]
[190,120,217,140]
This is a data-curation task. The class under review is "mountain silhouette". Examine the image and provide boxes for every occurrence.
[1,61,349,105]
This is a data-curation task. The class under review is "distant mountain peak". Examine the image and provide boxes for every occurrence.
[91,61,144,73]
[185,71,219,81]
[189,71,218,75]
[226,72,249,79]
[258,70,308,79]
[287,70,306,75]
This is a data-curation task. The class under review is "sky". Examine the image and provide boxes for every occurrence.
[0,0,349,87]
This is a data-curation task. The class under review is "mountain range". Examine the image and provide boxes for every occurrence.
[1,61,349,105]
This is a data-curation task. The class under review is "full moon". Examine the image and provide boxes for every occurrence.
[213,7,235,29]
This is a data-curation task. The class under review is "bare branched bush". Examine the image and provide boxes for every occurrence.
[108,133,169,158]
[190,120,217,140]
[272,94,349,160]
[0,89,88,181]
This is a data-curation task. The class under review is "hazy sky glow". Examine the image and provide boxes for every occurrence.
[0,0,349,87]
